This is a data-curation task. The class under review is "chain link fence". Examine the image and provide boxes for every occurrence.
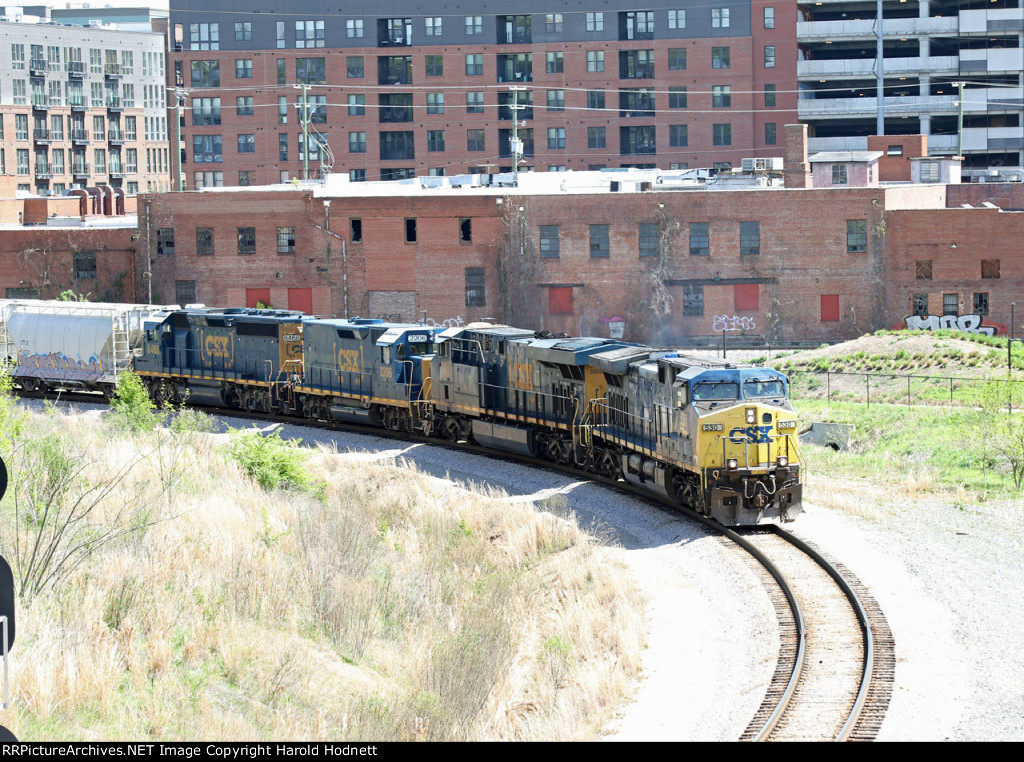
[786,369,1024,407]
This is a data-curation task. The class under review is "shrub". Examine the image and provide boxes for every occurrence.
[228,428,317,494]
[109,372,161,433]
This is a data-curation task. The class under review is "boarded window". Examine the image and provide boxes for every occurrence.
[982,259,1000,279]
[549,286,573,315]
[246,288,270,308]
[916,260,932,280]
[821,294,840,322]
[288,287,312,314]
[74,251,97,279]
[734,284,758,312]
[912,293,928,317]
[175,280,196,305]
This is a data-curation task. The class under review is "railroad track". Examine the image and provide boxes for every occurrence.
[26,390,893,740]
[730,526,894,742]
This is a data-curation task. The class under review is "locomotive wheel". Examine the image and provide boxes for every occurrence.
[20,378,41,395]
[444,419,461,442]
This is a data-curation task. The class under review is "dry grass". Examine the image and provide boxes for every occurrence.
[1,408,643,741]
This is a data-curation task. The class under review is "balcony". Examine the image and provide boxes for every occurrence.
[72,163,90,177]
[33,128,51,143]
[29,58,47,77]
[108,129,125,145]
[799,94,959,119]
[108,167,125,179]
[71,129,89,144]
[797,16,956,42]
[106,97,123,113]
[67,61,85,78]
[34,164,52,179]
[104,63,122,79]
[69,98,86,112]
[31,94,48,111]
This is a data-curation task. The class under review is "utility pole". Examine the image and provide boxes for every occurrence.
[174,87,190,190]
[875,0,884,136]
[953,80,965,159]
[294,83,310,180]
[509,86,526,186]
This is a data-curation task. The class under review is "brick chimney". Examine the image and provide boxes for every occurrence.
[784,124,811,188]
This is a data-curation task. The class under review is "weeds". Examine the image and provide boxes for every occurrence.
[228,428,319,495]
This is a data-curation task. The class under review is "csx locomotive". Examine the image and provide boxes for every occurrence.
[0,300,802,525]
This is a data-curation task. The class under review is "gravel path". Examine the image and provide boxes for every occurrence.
[24,400,1024,740]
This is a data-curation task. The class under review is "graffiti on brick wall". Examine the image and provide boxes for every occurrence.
[903,314,998,336]
[713,315,756,331]
[424,315,465,330]
[600,314,626,339]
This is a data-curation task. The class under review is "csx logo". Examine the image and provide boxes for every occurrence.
[729,426,773,444]
[337,348,360,374]
[205,335,231,359]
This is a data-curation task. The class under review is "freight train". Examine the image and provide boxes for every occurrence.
[0,300,802,525]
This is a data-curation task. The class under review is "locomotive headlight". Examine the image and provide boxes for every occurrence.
[726,458,739,470]
[777,456,789,468]
[745,407,756,424]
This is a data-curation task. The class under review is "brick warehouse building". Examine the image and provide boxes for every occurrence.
[131,165,1024,346]
[166,1,796,187]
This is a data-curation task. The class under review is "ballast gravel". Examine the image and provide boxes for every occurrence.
[29,401,1024,741]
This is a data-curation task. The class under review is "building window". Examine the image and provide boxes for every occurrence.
[588,127,606,149]
[546,52,564,73]
[587,12,604,32]
[427,93,445,114]
[404,218,417,243]
[587,90,606,110]
[465,268,486,307]
[427,130,445,152]
[465,16,483,34]
[347,131,366,154]
[189,23,220,51]
[499,14,533,44]
[347,56,364,79]
[279,133,289,161]
[466,92,484,113]
[619,49,655,79]
[765,7,776,29]
[237,228,256,254]
[587,50,605,72]
[912,294,928,317]
[916,260,933,280]
[235,59,252,79]
[236,96,254,116]
[666,87,687,110]
[547,90,565,112]
[296,20,325,48]
[348,95,365,116]
[943,293,959,316]
[765,123,777,145]
[713,124,731,146]
[196,228,214,256]
[425,17,442,36]
[689,223,709,256]
[157,228,175,256]
[888,145,904,156]
[669,125,688,147]
[847,220,868,253]
[668,10,686,29]
[349,169,366,182]
[590,224,610,258]
[683,284,703,316]
[713,85,731,108]
[425,55,443,77]
[548,127,566,149]
[821,294,840,322]
[740,222,760,255]
[277,58,286,84]
[347,19,364,38]
[668,48,686,70]
[545,13,564,33]
[467,129,485,151]
[765,46,776,68]
[712,47,730,69]
[830,164,850,185]
[190,60,220,87]
[974,293,990,316]
[277,227,296,254]
[540,226,560,257]
[237,134,255,153]
[920,160,940,182]
[712,9,730,28]
[982,259,1001,279]
[176,281,196,305]
[74,252,97,280]
[639,223,659,257]
[466,54,483,76]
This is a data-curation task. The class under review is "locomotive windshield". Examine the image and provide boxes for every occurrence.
[692,381,739,401]
[744,378,786,399]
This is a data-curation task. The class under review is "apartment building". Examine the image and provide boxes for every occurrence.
[0,17,171,195]
[167,1,795,187]
[798,0,1024,172]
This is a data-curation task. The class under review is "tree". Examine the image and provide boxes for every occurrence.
[978,378,1024,489]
